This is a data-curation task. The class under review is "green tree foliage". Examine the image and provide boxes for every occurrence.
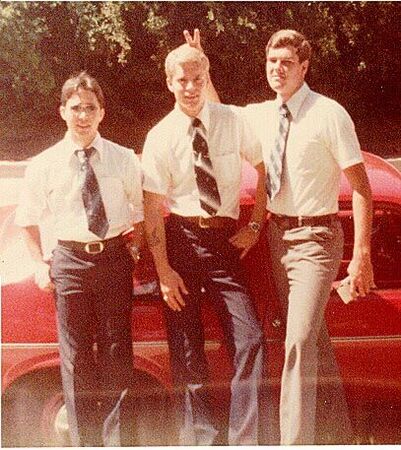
[0,2,55,115]
[0,1,399,159]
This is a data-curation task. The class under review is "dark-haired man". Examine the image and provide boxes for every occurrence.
[186,29,374,444]
[15,72,144,446]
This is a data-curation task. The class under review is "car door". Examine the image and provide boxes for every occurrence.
[326,205,401,443]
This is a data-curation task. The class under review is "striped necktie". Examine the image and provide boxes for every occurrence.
[266,103,291,200]
[76,147,109,239]
[192,118,221,216]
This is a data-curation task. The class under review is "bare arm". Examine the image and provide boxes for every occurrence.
[229,162,267,258]
[21,225,54,291]
[144,191,188,311]
[132,221,146,249]
[124,221,146,262]
[343,162,375,297]
[184,29,221,103]
[249,162,267,225]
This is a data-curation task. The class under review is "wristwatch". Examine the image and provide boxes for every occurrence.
[248,221,262,234]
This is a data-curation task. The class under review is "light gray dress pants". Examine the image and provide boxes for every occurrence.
[268,219,352,445]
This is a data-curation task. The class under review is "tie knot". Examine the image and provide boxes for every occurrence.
[279,104,291,120]
[76,147,94,161]
[192,117,202,128]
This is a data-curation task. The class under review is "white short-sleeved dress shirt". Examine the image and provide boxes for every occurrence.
[141,101,262,220]
[239,83,363,216]
[15,132,144,244]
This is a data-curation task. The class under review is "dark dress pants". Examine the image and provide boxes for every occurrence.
[164,215,264,445]
[50,242,135,447]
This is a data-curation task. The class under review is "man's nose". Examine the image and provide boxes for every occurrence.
[186,80,195,90]
[273,61,283,71]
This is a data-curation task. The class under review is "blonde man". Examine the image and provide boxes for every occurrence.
[142,43,266,445]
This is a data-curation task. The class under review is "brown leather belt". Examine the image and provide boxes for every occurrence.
[270,212,338,230]
[171,213,236,229]
[58,234,125,254]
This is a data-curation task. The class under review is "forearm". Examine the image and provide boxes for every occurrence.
[344,163,373,258]
[21,225,54,291]
[144,192,188,310]
[21,225,45,264]
[250,163,267,226]
[183,28,220,103]
[352,187,372,258]
[344,163,374,294]
[229,163,266,257]
[206,73,221,103]
[143,192,171,275]
[131,220,146,249]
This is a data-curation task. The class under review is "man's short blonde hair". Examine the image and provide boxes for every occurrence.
[266,29,312,63]
[165,43,210,79]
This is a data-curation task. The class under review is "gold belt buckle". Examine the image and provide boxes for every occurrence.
[84,241,105,254]
[198,216,211,229]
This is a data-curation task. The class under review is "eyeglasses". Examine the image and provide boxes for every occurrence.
[70,105,99,116]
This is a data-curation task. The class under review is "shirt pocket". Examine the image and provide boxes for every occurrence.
[212,152,241,187]
[47,180,79,215]
[98,176,127,223]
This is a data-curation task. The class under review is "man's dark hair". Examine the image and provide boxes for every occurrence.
[60,71,105,108]
[266,29,312,63]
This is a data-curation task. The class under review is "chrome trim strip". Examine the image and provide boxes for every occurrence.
[263,335,401,343]
[331,335,401,343]
[2,336,401,350]
[1,340,222,349]
[1,343,60,349]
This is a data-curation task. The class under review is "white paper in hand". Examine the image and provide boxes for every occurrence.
[336,276,354,304]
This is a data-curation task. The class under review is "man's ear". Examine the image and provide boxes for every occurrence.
[301,59,309,77]
[59,105,66,121]
[99,108,105,123]
[166,77,174,93]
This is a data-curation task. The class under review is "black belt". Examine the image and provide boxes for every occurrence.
[270,212,338,230]
[58,234,124,255]
[170,213,236,229]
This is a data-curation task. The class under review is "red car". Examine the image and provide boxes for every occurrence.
[1,153,401,446]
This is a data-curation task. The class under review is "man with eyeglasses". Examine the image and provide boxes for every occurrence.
[15,71,144,446]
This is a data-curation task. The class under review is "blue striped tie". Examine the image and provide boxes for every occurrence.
[266,103,291,200]
[192,118,221,216]
[76,147,109,239]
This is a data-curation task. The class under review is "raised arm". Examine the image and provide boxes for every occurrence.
[184,29,221,103]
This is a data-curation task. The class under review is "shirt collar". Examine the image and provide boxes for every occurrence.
[63,131,104,162]
[173,101,210,134]
[275,82,310,121]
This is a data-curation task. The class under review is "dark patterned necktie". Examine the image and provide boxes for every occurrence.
[192,118,221,216]
[266,103,292,200]
[75,147,109,239]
